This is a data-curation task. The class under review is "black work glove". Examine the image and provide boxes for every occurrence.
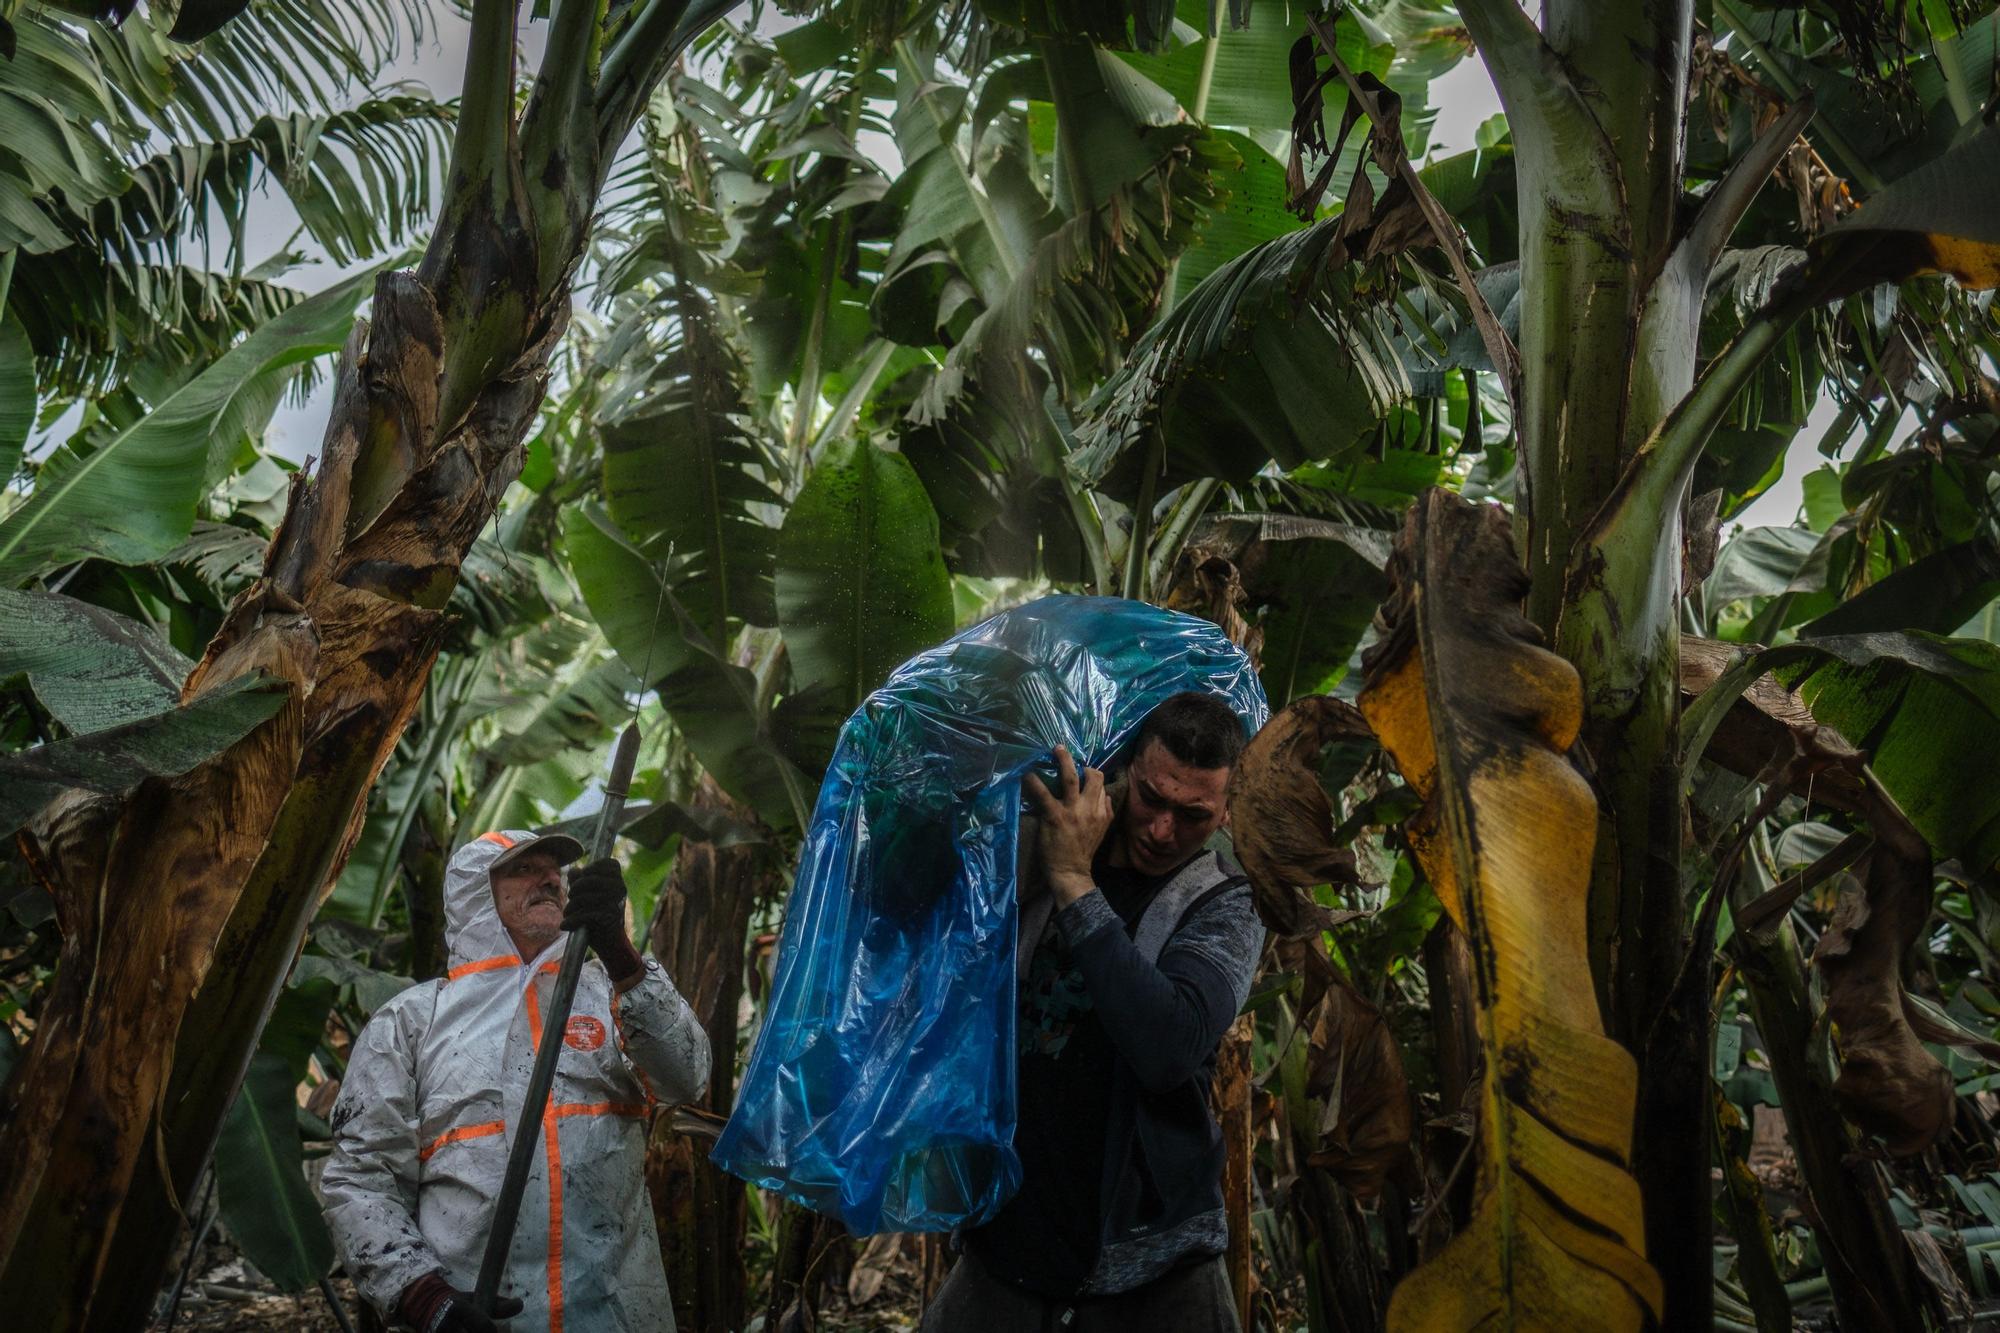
[562,856,645,986]
[398,1272,523,1332]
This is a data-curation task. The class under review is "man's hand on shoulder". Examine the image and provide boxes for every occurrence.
[1023,745,1112,908]
[398,1272,523,1333]
[562,858,646,990]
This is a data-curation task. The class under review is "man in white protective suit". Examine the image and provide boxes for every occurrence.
[323,829,710,1333]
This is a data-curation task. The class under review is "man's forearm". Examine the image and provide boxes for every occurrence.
[1048,868,1097,908]
[613,961,712,1104]
[1054,892,1240,1094]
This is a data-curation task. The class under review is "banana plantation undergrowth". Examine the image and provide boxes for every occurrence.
[6,0,2000,1330]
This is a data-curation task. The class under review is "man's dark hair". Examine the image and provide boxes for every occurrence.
[1133,691,1245,771]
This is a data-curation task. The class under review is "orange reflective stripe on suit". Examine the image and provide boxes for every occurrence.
[418,1120,506,1162]
[520,977,648,1331]
[447,955,522,981]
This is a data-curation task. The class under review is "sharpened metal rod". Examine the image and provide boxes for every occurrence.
[473,723,641,1314]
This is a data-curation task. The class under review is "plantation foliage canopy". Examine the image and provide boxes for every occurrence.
[1,0,2000,1330]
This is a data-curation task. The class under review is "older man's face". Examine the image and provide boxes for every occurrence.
[492,850,566,957]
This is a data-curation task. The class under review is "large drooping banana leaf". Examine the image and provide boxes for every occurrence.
[1061,41,1503,509]
[1801,538,2000,639]
[1356,489,1663,1330]
[1167,130,1292,299]
[0,671,291,836]
[0,15,129,256]
[36,97,452,271]
[0,265,377,586]
[597,288,783,644]
[212,1046,335,1292]
[1114,0,1407,304]
[564,504,808,829]
[879,37,1021,314]
[893,39,1227,425]
[1242,515,1389,705]
[3,0,433,393]
[1117,0,1334,137]
[98,0,431,142]
[1706,524,1825,608]
[1776,632,2000,876]
[775,437,954,716]
[1070,213,1415,501]
[487,656,642,768]
[1162,512,1392,706]
[0,0,430,256]
[9,257,309,404]
[0,587,194,732]
[880,35,1224,579]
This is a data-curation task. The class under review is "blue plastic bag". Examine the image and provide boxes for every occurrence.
[711,595,1268,1234]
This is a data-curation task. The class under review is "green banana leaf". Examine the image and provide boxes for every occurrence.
[0,311,29,484]
[1236,516,1390,706]
[0,672,290,837]
[776,438,954,718]
[1779,632,2000,875]
[0,266,377,586]
[1118,0,1326,135]
[288,955,413,1018]
[488,658,641,768]
[598,288,781,644]
[213,1052,334,1293]
[0,587,194,733]
[1071,215,1411,502]
[1803,539,2000,639]
[565,504,807,829]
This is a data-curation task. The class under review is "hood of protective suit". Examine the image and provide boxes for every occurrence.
[443,830,560,969]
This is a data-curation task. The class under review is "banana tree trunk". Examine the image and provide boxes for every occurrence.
[401,797,452,983]
[1454,2,1754,1325]
[0,274,507,1323]
[645,778,769,1333]
[1732,916,1916,1329]
[1216,1012,1257,1330]
[0,1,739,1320]
[763,1202,843,1333]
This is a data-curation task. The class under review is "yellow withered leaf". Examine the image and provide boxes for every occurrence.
[1357,491,1663,1331]
[1807,124,2000,296]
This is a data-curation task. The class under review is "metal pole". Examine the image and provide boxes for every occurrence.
[472,723,641,1313]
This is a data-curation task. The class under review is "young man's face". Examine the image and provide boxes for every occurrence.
[1115,739,1231,876]
[491,850,567,957]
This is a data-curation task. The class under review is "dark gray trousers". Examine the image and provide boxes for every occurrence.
[917,1251,1238,1333]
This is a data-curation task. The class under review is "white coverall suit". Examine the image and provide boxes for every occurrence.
[323,830,710,1332]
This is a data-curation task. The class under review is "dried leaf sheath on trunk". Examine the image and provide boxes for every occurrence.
[0,0,743,1317]
[646,777,771,1333]
[0,261,560,1322]
[1357,490,1662,1330]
